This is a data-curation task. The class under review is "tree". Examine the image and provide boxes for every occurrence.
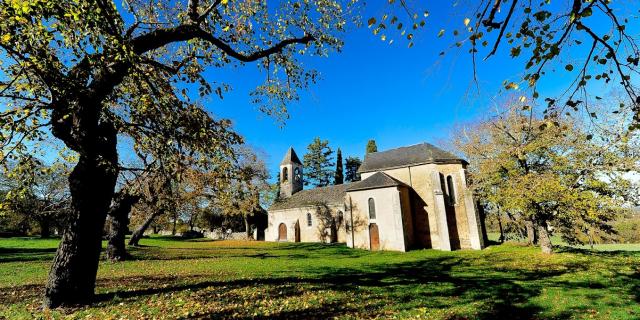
[345,156,362,182]
[372,1,640,128]
[0,158,71,238]
[366,140,378,154]
[453,99,638,253]
[105,187,141,261]
[334,148,344,185]
[303,138,335,187]
[206,147,270,239]
[0,0,353,307]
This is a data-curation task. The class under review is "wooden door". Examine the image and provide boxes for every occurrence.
[369,223,380,251]
[278,223,287,241]
[294,221,301,242]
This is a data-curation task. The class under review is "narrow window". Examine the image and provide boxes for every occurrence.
[447,175,456,205]
[368,198,376,219]
[307,212,312,226]
[282,167,288,182]
[337,211,344,224]
[439,173,446,193]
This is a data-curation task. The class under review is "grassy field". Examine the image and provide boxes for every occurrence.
[0,237,639,319]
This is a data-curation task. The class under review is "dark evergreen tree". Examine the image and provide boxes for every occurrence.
[303,138,334,187]
[335,148,344,185]
[345,156,362,182]
[366,140,378,154]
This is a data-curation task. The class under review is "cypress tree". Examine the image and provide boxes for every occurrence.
[335,148,344,185]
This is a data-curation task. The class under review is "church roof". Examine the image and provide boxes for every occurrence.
[358,142,466,173]
[280,147,302,165]
[269,184,349,211]
[346,172,409,192]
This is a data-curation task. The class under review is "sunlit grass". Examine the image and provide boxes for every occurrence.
[0,236,638,319]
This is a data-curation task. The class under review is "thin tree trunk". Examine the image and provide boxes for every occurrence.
[39,219,51,238]
[106,192,140,261]
[244,215,253,240]
[129,209,163,246]
[44,150,118,308]
[497,214,505,243]
[171,213,177,236]
[538,220,553,254]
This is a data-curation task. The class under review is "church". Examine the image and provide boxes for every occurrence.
[265,143,485,251]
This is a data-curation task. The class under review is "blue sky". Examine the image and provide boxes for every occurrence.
[201,1,587,178]
[121,1,633,181]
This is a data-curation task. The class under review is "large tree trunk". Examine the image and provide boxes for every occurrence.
[525,218,537,245]
[44,151,118,308]
[538,220,553,254]
[106,192,141,261]
[129,209,163,246]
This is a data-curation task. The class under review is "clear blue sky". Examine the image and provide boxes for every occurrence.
[186,2,628,179]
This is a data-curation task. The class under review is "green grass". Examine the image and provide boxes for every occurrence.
[1,236,639,319]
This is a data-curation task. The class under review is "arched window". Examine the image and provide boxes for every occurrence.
[337,211,344,223]
[447,175,456,205]
[294,167,301,182]
[307,212,312,226]
[368,198,376,219]
[282,167,288,182]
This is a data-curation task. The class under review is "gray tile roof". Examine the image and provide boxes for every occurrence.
[269,184,349,211]
[346,172,409,192]
[280,147,302,165]
[358,142,465,173]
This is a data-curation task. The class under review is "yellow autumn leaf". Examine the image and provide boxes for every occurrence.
[221,0,228,4]
[1,34,10,43]
[464,18,471,26]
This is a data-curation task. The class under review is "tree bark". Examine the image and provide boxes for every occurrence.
[476,200,489,245]
[244,215,253,240]
[44,151,118,308]
[538,219,553,254]
[171,213,177,236]
[106,192,141,261]
[497,214,505,243]
[39,219,51,238]
[129,209,163,246]
[525,218,537,245]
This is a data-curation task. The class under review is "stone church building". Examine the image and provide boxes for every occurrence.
[265,143,485,251]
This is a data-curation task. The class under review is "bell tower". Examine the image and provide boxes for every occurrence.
[279,147,303,198]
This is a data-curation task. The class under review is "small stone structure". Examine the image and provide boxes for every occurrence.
[266,143,485,252]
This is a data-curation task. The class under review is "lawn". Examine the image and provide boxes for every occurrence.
[0,237,639,319]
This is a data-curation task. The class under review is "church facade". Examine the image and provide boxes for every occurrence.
[265,143,485,251]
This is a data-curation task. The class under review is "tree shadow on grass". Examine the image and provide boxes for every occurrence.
[5,245,638,319]
[88,255,609,319]
[0,247,57,262]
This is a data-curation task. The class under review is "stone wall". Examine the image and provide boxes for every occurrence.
[266,203,347,243]
[346,186,412,252]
